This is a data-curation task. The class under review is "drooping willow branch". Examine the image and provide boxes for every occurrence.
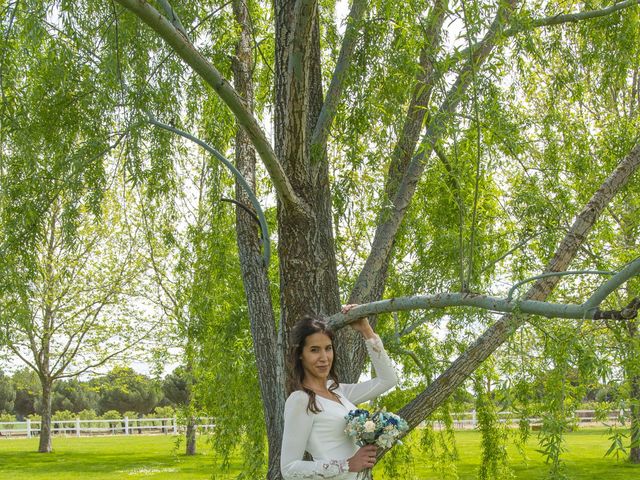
[329,258,640,329]
[148,116,271,266]
[114,0,308,215]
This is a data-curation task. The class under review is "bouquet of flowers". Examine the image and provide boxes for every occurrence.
[344,408,409,479]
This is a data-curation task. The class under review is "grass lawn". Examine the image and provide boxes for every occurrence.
[0,429,638,479]
[400,428,640,479]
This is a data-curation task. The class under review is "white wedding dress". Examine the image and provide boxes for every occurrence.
[280,335,398,479]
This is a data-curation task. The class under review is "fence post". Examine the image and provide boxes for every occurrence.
[173,417,177,434]
[124,416,129,435]
[76,418,81,437]
[472,409,477,428]
[26,418,31,438]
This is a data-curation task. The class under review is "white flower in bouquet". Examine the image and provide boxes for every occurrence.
[344,408,409,479]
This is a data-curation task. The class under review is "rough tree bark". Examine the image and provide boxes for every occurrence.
[274,0,341,343]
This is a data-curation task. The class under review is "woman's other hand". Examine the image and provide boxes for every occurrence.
[347,444,378,472]
[341,304,374,339]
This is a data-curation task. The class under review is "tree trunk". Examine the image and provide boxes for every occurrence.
[232,2,286,478]
[274,0,340,340]
[627,317,640,463]
[185,417,197,456]
[38,377,53,453]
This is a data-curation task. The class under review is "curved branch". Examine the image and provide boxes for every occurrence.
[452,0,640,68]
[508,0,640,35]
[220,197,260,225]
[507,270,615,301]
[114,0,307,215]
[148,117,271,266]
[583,257,640,309]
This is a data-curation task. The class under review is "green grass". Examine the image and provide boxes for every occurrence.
[0,429,638,479]
[0,435,232,480]
[394,428,640,479]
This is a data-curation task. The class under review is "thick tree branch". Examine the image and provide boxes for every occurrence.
[156,0,188,39]
[289,0,318,83]
[231,2,284,476]
[584,257,640,309]
[114,0,307,214]
[329,259,640,327]
[595,297,640,320]
[350,0,518,303]
[310,0,367,148]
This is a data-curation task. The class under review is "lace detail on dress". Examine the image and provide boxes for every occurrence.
[286,459,348,478]
[366,335,384,357]
[324,459,348,473]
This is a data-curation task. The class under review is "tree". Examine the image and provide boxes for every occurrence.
[0,369,15,414]
[0,187,152,452]
[96,367,162,415]
[111,1,640,476]
[11,368,41,419]
[51,379,99,414]
[162,367,190,407]
[3,0,640,476]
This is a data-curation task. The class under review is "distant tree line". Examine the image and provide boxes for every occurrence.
[0,366,189,420]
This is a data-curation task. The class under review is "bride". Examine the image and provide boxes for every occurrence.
[280,307,398,479]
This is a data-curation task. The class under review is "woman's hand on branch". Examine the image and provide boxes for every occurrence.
[347,444,377,472]
[341,304,375,339]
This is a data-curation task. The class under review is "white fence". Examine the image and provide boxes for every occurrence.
[0,410,626,439]
[431,409,626,430]
[0,417,215,438]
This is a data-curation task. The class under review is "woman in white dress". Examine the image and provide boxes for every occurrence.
[280,310,398,479]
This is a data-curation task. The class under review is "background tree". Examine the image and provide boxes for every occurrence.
[0,184,153,452]
[51,379,99,414]
[96,367,162,416]
[11,368,41,419]
[0,369,15,414]
[161,367,190,408]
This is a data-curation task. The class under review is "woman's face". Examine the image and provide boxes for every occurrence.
[301,332,334,382]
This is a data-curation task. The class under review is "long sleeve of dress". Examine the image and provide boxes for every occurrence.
[339,334,398,405]
[280,391,349,479]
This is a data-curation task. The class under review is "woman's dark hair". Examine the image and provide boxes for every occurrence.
[288,314,340,414]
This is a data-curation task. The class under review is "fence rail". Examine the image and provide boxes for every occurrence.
[0,409,627,438]
[0,417,215,438]
[431,409,626,430]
